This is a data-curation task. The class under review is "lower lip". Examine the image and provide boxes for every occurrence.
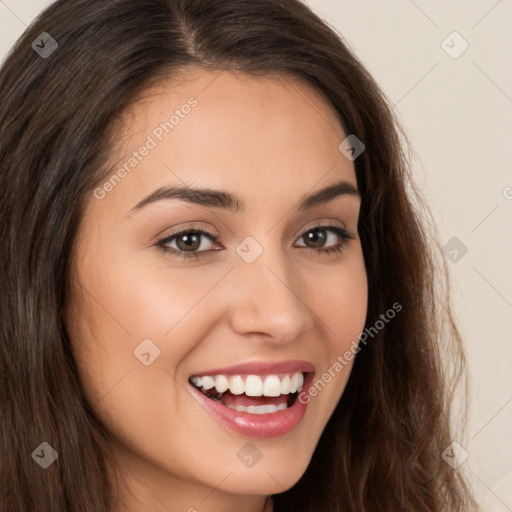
[190,375,313,438]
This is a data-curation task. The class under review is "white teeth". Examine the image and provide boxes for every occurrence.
[225,403,288,414]
[190,376,202,387]
[290,372,304,393]
[280,375,291,394]
[202,376,215,390]
[229,375,245,395]
[262,375,282,397]
[244,375,263,396]
[191,371,305,396]
[214,375,229,393]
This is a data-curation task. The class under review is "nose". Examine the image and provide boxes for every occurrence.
[226,244,315,343]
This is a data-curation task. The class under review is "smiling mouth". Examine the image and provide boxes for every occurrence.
[189,372,307,415]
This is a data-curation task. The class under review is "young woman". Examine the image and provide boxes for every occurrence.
[0,0,479,511]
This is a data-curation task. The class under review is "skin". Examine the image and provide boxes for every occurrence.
[65,68,368,512]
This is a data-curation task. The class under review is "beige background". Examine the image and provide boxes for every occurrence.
[1,0,511,509]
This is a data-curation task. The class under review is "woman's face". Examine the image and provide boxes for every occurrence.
[66,69,368,510]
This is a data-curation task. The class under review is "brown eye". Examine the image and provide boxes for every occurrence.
[174,232,203,252]
[156,229,220,259]
[302,228,328,248]
[295,225,354,254]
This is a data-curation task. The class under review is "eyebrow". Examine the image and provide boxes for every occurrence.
[129,178,361,214]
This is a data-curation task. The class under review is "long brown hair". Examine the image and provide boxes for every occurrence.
[0,0,478,510]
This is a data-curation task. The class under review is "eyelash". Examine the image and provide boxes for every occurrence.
[155,224,355,260]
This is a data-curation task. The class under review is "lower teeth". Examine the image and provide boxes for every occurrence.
[225,403,288,414]
[195,385,297,412]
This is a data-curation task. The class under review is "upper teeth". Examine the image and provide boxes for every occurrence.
[190,372,304,396]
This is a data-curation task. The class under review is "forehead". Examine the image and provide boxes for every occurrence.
[121,67,343,132]
[94,68,356,216]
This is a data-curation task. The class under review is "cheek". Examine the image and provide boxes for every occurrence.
[75,241,231,357]
[304,250,368,414]
[313,248,368,350]
[66,256,218,480]
[105,251,232,338]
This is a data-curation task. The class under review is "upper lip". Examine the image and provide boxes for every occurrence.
[190,359,315,377]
